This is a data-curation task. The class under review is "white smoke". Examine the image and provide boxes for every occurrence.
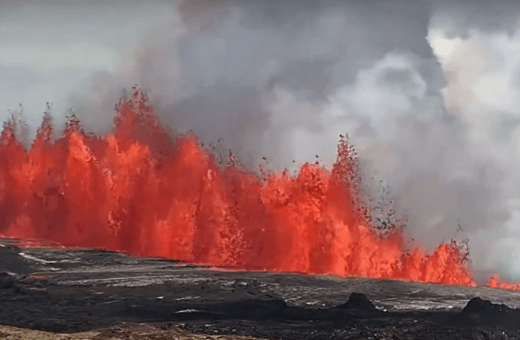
[426,11,520,281]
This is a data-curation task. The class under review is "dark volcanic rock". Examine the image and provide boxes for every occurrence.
[0,272,15,289]
[0,242,35,275]
[335,292,381,320]
[454,297,520,331]
[2,244,520,339]
[210,298,289,320]
[337,292,377,312]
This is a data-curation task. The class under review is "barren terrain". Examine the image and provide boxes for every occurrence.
[2,239,520,339]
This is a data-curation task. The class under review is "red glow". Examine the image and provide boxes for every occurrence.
[487,274,520,290]
[0,88,508,288]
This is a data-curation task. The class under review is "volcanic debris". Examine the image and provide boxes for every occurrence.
[454,296,520,331]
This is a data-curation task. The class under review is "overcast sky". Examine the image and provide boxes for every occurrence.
[3,0,520,281]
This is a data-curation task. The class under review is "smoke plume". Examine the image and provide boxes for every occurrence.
[4,0,520,281]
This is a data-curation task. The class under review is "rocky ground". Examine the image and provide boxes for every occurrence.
[0,324,264,340]
[2,238,520,339]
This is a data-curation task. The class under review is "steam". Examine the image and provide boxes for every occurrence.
[4,0,520,281]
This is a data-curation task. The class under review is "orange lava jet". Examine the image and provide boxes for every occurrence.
[487,274,520,290]
[0,88,506,288]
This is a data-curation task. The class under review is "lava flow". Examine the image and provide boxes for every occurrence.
[0,88,514,289]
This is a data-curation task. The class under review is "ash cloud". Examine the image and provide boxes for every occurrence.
[5,0,520,281]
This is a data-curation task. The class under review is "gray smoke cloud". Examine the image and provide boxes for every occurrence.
[4,0,520,281]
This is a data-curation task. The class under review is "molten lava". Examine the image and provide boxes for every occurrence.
[0,89,492,287]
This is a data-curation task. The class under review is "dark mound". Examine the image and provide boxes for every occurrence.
[454,297,520,331]
[0,242,36,275]
[337,292,377,312]
[336,292,380,318]
[0,272,15,289]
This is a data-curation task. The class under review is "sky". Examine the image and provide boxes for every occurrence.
[3,0,520,281]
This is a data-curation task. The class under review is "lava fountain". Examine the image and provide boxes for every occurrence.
[0,88,515,288]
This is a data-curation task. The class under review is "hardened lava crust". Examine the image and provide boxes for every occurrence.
[1,239,520,340]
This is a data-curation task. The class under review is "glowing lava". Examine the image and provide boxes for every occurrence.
[0,88,503,288]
